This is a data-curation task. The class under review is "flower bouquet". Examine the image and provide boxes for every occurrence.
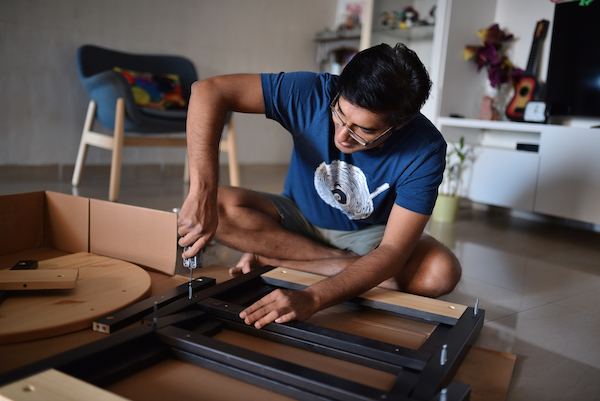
[464,24,523,120]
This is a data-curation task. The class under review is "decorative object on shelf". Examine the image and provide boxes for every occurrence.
[401,6,420,29]
[380,5,434,30]
[339,1,363,33]
[432,137,472,223]
[478,84,499,121]
[464,24,523,120]
[425,4,436,25]
[523,100,550,123]
[505,20,550,121]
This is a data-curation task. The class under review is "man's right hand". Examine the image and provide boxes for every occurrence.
[177,191,218,260]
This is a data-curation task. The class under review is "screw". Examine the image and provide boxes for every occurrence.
[153,302,158,330]
[440,344,447,365]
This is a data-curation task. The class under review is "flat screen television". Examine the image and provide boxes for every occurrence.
[545,0,600,118]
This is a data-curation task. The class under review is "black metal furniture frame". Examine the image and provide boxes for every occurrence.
[0,266,484,401]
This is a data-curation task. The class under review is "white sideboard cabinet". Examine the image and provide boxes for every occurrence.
[438,117,600,226]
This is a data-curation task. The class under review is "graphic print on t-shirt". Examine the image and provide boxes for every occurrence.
[314,160,390,220]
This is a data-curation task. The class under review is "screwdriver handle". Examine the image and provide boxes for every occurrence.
[183,247,202,270]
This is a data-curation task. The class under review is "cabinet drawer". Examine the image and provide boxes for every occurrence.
[535,129,600,225]
[468,147,540,211]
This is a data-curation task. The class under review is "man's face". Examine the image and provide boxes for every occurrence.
[331,95,395,154]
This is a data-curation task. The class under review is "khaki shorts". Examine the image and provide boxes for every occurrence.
[261,192,386,256]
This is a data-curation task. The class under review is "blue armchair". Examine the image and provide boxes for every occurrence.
[72,44,240,201]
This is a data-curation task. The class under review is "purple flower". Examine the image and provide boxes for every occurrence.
[464,23,523,87]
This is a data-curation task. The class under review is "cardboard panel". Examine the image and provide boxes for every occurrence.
[454,346,517,401]
[44,191,89,254]
[89,200,177,275]
[0,192,45,256]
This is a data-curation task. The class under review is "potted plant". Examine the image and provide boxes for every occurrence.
[431,136,472,223]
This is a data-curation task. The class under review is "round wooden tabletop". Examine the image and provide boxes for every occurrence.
[0,252,151,344]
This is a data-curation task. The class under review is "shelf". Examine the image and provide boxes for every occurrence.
[437,117,547,133]
[437,117,543,151]
[314,35,361,43]
[371,24,435,41]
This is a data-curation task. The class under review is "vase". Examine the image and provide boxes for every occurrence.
[431,194,461,224]
[478,83,499,121]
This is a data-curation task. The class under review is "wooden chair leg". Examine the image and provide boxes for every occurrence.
[226,115,241,187]
[72,100,97,187]
[108,98,126,202]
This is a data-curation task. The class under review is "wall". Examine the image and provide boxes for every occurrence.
[0,0,337,167]
[494,0,555,83]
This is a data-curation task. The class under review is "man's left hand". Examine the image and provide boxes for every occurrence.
[239,288,318,329]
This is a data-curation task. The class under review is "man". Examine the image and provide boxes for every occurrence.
[178,43,461,329]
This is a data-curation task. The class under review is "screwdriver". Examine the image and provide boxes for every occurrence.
[183,247,202,300]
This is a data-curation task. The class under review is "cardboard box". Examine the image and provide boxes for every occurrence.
[0,191,177,276]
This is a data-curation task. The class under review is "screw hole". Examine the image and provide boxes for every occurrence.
[23,384,35,392]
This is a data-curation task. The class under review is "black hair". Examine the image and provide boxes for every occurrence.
[338,43,432,126]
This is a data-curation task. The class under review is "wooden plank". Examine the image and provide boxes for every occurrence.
[262,267,467,320]
[0,269,79,290]
[0,369,130,401]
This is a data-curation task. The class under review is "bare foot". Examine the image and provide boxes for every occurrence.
[229,253,265,277]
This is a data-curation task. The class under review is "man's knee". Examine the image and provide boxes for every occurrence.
[404,237,461,298]
[422,244,461,297]
[215,186,240,227]
[216,187,282,228]
[216,186,240,214]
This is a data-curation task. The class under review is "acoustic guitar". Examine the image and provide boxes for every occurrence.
[506,19,549,121]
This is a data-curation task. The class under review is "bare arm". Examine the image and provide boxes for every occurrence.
[178,74,264,258]
[240,204,430,328]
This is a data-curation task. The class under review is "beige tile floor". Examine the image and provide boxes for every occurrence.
[2,164,599,401]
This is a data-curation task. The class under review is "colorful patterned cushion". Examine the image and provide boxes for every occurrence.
[114,67,186,110]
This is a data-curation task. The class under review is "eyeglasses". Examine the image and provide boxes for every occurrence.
[330,94,394,146]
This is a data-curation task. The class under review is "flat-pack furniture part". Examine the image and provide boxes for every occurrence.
[0,265,485,401]
[0,253,152,344]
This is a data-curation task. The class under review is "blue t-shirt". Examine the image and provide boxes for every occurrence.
[261,72,446,231]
